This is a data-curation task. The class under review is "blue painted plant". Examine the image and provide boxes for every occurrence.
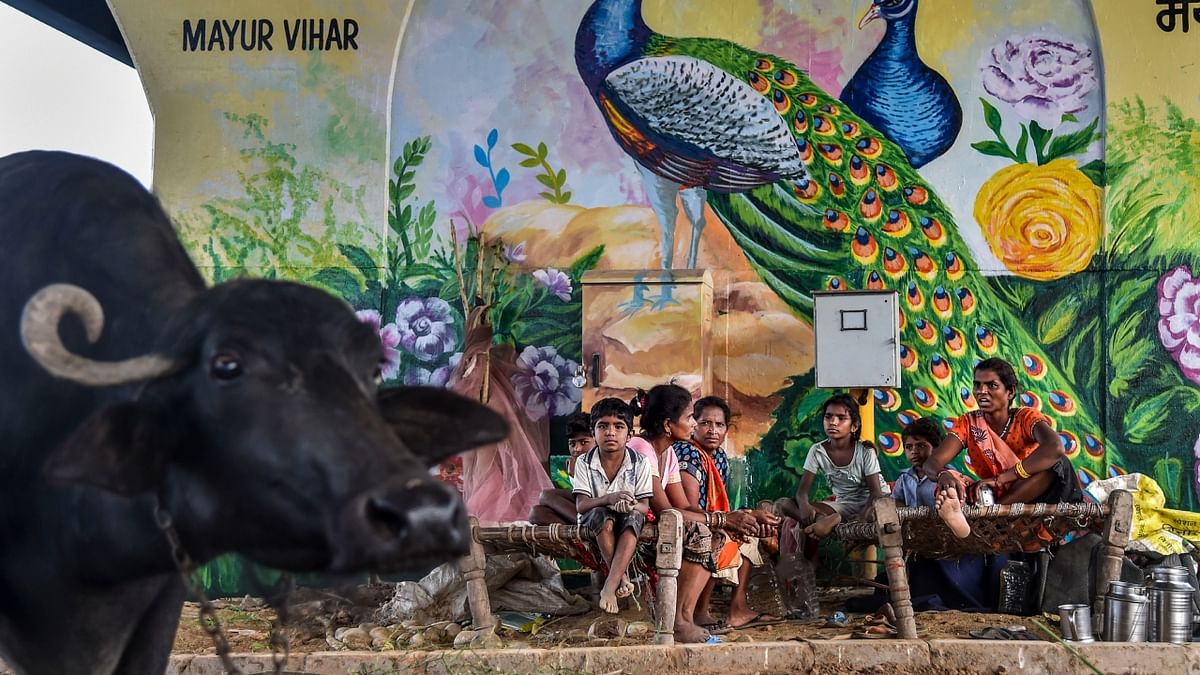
[474,128,510,209]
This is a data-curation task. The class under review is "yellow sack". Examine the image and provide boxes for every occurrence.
[1085,473,1200,556]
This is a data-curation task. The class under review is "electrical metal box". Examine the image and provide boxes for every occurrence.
[813,290,900,388]
[580,269,713,411]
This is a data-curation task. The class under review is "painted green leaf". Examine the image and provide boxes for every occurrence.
[1155,457,1184,505]
[559,191,572,203]
[1078,159,1106,187]
[1045,117,1100,161]
[1108,278,1156,327]
[337,244,378,274]
[1036,294,1082,345]
[537,142,548,159]
[308,267,363,300]
[519,158,541,168]
[1014,124,1030,163]
[1124,386,1197,444]
[536,174,557,189]
[511,142,537,156]
[980,97,1003,139]
[970,140,1014,160]
[538,191,557,201]
[569,245,605,279]
[1030,121,1051,162]
[1061,113,1079,123]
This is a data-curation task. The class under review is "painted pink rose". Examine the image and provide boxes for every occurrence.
[981,35,1096,129]
[1157,266,1200,385]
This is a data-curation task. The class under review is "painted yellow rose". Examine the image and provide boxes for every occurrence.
[973,159,1101,281]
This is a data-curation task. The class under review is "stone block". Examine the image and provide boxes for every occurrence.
[809,639,930,674]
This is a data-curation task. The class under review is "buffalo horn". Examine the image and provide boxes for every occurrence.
[20,283,177,386]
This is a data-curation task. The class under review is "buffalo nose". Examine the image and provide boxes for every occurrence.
[362,479,468,554]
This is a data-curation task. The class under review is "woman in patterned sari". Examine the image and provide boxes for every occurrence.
[675,396,781,630]
[923,357,1082,538]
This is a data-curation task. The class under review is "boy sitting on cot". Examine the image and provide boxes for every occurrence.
[529,412,594,525]
[893,417,943,507]
[571,397,653,613]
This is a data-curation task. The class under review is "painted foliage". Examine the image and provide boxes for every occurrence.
[127,1,1200,593]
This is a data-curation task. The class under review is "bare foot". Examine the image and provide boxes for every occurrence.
[936,488,971,538]
[616,575,635,599]
[803,512,840,539]
[694,611,719,627]
[599,586,620,614]
[674,620,711,643]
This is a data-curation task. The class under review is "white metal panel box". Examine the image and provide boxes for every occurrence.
[813,290,900,388]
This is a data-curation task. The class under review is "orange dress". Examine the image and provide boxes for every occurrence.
[948,407,1048,481]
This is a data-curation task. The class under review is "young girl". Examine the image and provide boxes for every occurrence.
[777,393,885,538]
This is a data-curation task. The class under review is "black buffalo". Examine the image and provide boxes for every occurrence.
[0,151,506,675]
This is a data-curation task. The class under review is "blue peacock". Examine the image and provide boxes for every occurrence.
[575,0,1120,482]
[840,0,962,168]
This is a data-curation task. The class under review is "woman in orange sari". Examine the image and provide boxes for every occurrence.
[923,357,1082,537]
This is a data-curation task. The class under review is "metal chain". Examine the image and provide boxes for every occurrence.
[153,498,290,675]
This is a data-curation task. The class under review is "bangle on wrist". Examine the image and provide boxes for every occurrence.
[1014,461,1031,479]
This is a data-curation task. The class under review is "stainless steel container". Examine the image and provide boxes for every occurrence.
[1059,603,1095,642]
[1104,591,1149,642]
[1148,566,1193,642]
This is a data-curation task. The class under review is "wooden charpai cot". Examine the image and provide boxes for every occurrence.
[457,489,1133,643]
[831,489,1135,639]
[458,510,686,645]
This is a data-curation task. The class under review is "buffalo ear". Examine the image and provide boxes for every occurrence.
[44,402,171,496]
[378,386,510,465]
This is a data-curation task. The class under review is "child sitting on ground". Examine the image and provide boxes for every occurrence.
[529,412,594,525]
[776,393,885,539]
[893,417,943,508]
[571,397,653,613]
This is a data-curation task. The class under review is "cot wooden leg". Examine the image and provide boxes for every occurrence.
[1095,489,1133,637]
[874,497,917,639]
[458,516,496,634]
[654,509,683,646]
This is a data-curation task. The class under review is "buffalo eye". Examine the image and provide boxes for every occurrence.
[210,353,243,381]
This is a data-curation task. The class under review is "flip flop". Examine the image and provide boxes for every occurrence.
[862,613,894,628]
[854,624,898,639]
[822,611,849,628]
[968,627,1039,640]
[730,612,786,629]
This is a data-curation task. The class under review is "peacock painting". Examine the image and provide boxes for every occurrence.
[575,0,1118,483]
[840,0,962,167]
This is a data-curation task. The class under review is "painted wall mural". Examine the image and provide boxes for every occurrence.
[112,0,1200,584]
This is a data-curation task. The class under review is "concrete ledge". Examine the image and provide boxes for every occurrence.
[154,640,1199,675]
[809,639,929,673]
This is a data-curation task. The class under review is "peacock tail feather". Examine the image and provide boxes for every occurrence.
[651,37,1118,483]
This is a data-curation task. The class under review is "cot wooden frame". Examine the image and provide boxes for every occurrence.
[832,489,1134,638]
[458,509,685,645]
[457,490,1133,643]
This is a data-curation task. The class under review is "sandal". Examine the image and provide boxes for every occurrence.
[854,624,898,639]
[968,627,1038,640]
[729,612,786,629]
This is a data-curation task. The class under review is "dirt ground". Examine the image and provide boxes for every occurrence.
[171,581,1063,656]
